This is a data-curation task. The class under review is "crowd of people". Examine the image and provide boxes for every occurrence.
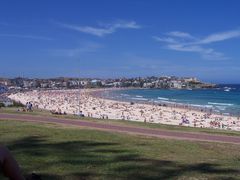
[8,89,240,131]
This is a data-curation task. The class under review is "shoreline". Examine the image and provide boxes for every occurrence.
[90,88,239,118]
[7,88,240,131]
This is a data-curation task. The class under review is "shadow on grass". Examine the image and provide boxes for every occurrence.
[6,136,240,180]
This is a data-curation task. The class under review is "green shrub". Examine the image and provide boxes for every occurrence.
[8,101,25,107]
[0,102,5,108]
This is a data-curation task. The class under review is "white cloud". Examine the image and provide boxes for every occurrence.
[198,29,240,44]
[153,29,240,60]
[56,20,141,37]
[0,34,52,40]
[166,43,226,59]
[167,31,194,39]
[152,36,178,43]
[51,42,102,57]
[58,24,112,37]
[167,44,203,52]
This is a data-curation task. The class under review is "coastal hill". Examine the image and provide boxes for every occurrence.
[0,76,216,90]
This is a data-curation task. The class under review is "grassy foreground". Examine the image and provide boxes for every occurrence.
[1,107,240,137]
[0,118,240,179]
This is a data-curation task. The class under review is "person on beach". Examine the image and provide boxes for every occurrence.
[0,145,24,180]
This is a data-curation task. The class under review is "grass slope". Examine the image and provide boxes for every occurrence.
[0,119,239,180]
[1,107,240,137]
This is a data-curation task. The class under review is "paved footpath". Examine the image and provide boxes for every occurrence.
[0,113,240,144]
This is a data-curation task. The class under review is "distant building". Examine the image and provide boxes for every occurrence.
[143,82,153,88]
[40,83,49,88]
[0,79,11,86]
[171,81,183,89]
[80,81,88,86]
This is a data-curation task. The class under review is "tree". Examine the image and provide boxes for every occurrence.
[0,102,5,108]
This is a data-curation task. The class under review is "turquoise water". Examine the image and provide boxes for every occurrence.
[101,85,240,116]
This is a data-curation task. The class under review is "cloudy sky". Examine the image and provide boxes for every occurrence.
[0,0,240,83]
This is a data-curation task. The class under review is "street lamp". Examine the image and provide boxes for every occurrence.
[78,79,81,116]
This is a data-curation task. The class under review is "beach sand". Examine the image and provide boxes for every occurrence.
[8,89,240,131]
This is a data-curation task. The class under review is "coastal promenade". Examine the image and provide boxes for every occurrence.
[0,113,240,144]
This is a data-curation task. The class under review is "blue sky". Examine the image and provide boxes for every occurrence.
[0,0,240,83]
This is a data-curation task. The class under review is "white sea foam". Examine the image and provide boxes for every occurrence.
[204,105,213,108]
[223,113,230,116]
[120,94,130,96]
[131,97,148,101]
[186,104,214,109]
[189,104,204,108]
[208,102,234,106]
[136,95,143,98]
[157,97,169,100]
[154,100,175,104]
[216,106,226,111]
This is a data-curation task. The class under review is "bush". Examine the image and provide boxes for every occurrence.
[0,103,5,108]
[8,101,25,107]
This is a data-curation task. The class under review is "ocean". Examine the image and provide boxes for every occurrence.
[101,84,240,116]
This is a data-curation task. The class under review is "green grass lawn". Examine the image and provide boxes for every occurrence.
[1,107,240,137]
[0,119,239,180]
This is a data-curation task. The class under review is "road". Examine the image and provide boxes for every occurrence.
[0,113,240,144]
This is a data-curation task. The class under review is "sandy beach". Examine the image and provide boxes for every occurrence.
[8,89,240,131]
